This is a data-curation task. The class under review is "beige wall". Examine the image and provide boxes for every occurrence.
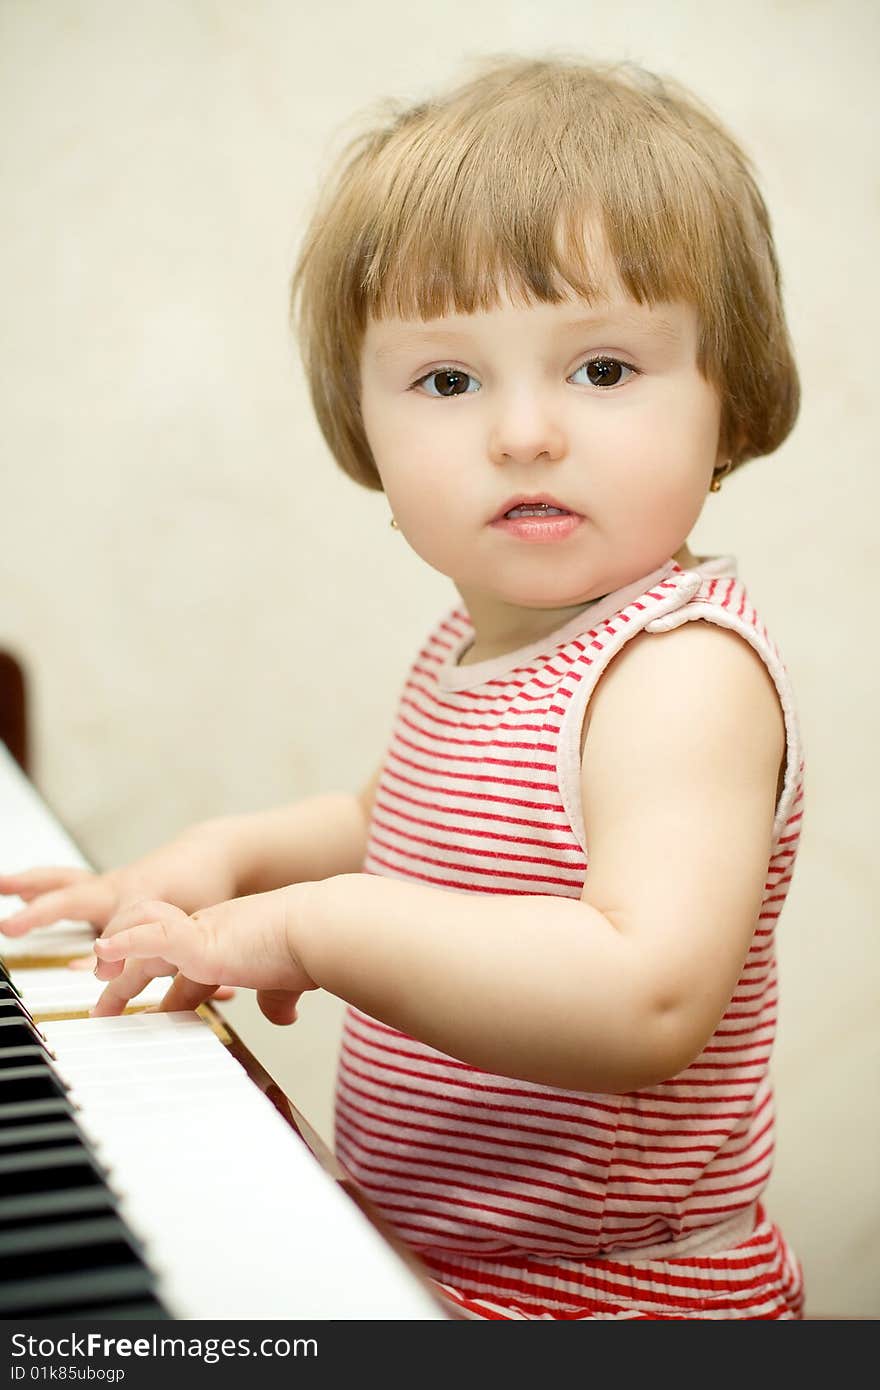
[1,0,876,1318]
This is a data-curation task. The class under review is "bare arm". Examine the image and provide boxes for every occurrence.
[0,763,384,937]
[295,623,784,1092]
[194,761,382,898]
[88,623,784,1084]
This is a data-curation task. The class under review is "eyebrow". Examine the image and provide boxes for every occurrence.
[371,311,682,359]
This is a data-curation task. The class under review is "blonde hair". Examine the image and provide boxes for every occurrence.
[290,54,799,490]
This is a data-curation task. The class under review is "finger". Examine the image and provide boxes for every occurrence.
[94,920,178,965]
[0,866,92,899]
[102,899,191,941]
[0,879,114,937]
[256,989,302,1027]
[159,973,219,1013]
[211,986,236,1001]
[94,931,175,985]
[94,916,214,999]
[90,956,173,1018]
[98,904,221,990]
[68,953,97,972]
[93,953,126,982]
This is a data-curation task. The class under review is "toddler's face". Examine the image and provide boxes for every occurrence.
[359,254,723,616]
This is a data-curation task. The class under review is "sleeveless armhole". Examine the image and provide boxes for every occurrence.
[557,593,804,860]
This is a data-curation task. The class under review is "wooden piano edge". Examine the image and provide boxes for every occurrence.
[196,999,459,1318]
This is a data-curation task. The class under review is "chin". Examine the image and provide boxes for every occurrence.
[497,579,599,610]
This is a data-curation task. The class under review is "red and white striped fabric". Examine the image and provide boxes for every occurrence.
[334,556,806,1319]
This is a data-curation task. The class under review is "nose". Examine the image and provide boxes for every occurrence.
[487,387,567,466]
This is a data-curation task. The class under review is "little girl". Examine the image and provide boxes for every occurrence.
[0,56,806,1319]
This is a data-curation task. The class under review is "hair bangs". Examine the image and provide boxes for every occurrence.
[358,103,723,336]
[290,56,799,489]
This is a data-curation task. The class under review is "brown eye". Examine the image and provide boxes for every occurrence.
[417,369,478,397]
[571,357,635,388]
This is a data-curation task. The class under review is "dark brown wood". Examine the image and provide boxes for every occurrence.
[0,650,28,774]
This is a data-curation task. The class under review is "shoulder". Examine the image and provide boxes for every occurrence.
[576,617,787,1071]
[580,615,785,779]
[578,616,787,909]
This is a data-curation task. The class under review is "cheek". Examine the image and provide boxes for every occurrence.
[680,381,723,463]
[380,424,473,511]
[615,385,719,488]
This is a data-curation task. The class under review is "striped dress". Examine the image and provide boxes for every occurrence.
[333,556,806,1319]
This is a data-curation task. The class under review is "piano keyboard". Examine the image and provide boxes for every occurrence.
[0,743,447,1320]
[1,962,168,1318]
[14,966,170,1019]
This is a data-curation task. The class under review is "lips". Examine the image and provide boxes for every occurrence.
[493,494,574,522]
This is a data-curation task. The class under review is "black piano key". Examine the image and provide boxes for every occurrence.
[0,1064,69,1105]
[0,969,170,1320]
[0,1197,119,1241]
[0,1181,169,1319]
[0,994,34,1017]
[0,1119,83,1152]
[0,1044,52,1069]
[66,1297,169,1320]
[0,1097,75,1127]
[0,1265,160,1317]
[0,1003,41,1040]
[0,1214,146,1272]
[1,830,170,1320]
[66,1300,169,1319]
[0,1016,47,1047]
[0,1143,109,1196]
[0,1184,116,1226]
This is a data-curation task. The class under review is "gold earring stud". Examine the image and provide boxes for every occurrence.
[390,515,399,529]
[710,459,733,493]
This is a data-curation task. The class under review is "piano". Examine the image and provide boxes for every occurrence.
[0,741,449,1320]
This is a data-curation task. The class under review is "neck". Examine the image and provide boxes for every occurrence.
[455,594,604,667]
[455,548,702,668]
[672,542,702,569]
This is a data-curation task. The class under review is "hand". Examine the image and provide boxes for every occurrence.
[0,835,242,1002]
[0,864,117,938]
[91,885,318,1025]
[67,951,236,1002]
[0,829,240,941]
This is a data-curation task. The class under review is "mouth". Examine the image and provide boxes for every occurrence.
[490,495,583,544]
[492,495,577,522]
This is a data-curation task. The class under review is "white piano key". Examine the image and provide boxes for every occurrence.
[0,924,97,961]
[15,965,171,1017]
[44,1013,445,1319]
